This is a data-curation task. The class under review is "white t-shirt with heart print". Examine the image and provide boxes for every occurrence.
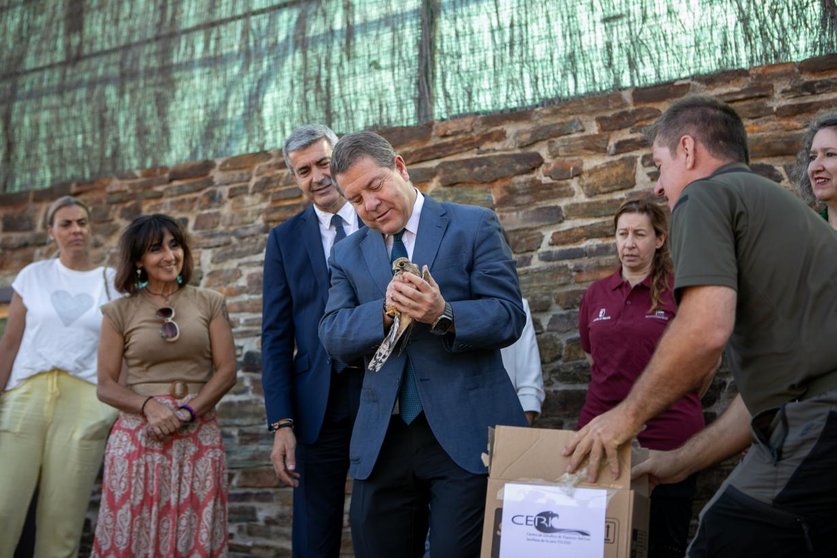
[7,258,118,390]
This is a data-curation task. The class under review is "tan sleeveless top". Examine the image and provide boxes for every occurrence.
[101,285,226,388]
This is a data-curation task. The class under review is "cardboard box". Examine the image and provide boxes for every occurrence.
[480,426,649,558]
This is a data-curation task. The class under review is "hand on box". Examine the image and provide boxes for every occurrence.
[562,405,643,483]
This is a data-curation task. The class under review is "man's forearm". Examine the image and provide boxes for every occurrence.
[673,394,752,476]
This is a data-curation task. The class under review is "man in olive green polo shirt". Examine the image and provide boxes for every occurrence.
[564,95,837,557]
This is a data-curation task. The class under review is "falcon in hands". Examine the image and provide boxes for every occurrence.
[367,257,425,372]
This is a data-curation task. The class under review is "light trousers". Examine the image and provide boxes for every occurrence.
[0,370,118,558]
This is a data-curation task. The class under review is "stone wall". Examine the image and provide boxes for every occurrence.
[1,55,835,557]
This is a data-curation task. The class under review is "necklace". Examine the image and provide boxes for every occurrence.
[145,286,178,305]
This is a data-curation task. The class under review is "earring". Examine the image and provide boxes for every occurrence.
[135,268,148,289]
[176,274,183,285]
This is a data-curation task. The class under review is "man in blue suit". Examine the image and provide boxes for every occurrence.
[261,124,363,558]
[319,131,528,558]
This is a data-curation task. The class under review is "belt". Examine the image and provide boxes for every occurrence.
[132,381,206,398]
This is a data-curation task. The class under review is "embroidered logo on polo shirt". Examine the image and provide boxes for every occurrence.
[592,308,611,322]
[645,310,669,321]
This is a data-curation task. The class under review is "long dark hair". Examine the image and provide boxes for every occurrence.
[614,198,672,313]
[114,214,194,295]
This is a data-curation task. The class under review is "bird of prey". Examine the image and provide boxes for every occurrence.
[367,257,426,372]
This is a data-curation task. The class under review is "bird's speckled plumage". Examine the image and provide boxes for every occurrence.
[367,257,425,372]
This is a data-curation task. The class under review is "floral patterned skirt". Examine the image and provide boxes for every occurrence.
[92,398,228,558]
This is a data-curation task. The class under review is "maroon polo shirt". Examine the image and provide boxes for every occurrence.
[577,269,704,451]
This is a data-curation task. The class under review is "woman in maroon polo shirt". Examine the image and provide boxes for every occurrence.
[577,198,705,558]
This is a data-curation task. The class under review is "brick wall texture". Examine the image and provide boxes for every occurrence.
[2,56,836,556]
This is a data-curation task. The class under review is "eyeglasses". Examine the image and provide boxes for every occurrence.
[156,307,180,342]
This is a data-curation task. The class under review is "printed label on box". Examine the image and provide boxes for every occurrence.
[498,483,607,558]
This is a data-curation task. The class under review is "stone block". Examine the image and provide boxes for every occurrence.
[437,152,543,186]
[550,220,612,245]
[2,211,35,232]
[632,82,691,104]
[608,136,649,155]
[403,130,505,165]
[220,151,271,171]
[750,163,784,184]
[377,121,433,149]
[536,332,563,363]
[252,174,281,194]
[546,310,579,334]
[194,211,221,230]
[539,91,628,117]
[544,159,583,181]
[579,157,637,197]
[168,159,215,181]
[165,176,214,197]
[718,83,774,102]
[730,99,774,119]
[748,132,805,158]
[211,237,267,264]
[430,184,495,208]
[596,107,661,132]
[434,115,478,137]
[204,267,242,288]
[498,205,563,230]
[518,264,573,292]
[493,177,575,207]
[775,99,833,118]
[554,287,588,309]
[694,69,748,86]
[504,228,544,253]
[780,77,837,98]
[548,133,609,157]
[799,53,837,73]
[563,198,623,220]
[515,118,584,148]
[478,108,534,128]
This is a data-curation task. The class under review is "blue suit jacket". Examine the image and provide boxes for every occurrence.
[261,204,360,444]
[319,197,528,479]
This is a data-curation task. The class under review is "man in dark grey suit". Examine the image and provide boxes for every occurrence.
[261,124,363,557]
[319,131,527,558]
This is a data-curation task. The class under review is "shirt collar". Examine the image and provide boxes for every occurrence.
[607,267,653,290]
[402,189,424,236]
[313,201,353,229]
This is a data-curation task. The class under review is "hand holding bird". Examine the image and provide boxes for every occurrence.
[368,257,444,372]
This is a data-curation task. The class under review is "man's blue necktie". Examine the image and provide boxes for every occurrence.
[391,230,421,424]
[331,214,347,243]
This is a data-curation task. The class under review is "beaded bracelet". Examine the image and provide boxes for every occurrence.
[178,404,197,423]
[140,396,153,416]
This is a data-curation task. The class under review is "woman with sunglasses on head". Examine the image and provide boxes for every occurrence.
[92,214,236,558]
[0,196,119,558]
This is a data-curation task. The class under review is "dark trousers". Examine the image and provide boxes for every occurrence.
[648,474,696,558]
[350,414,487,558]
[292,368,360,558]
[689,393,837,557]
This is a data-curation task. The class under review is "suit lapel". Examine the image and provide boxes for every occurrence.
[301,206,329,294]
[412,196,448,270]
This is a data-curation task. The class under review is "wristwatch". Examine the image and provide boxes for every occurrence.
[430,302,454,335]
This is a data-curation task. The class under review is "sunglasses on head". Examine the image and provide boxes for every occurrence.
[156,306,180,342]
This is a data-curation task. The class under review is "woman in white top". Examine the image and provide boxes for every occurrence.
[0,196,119,558]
